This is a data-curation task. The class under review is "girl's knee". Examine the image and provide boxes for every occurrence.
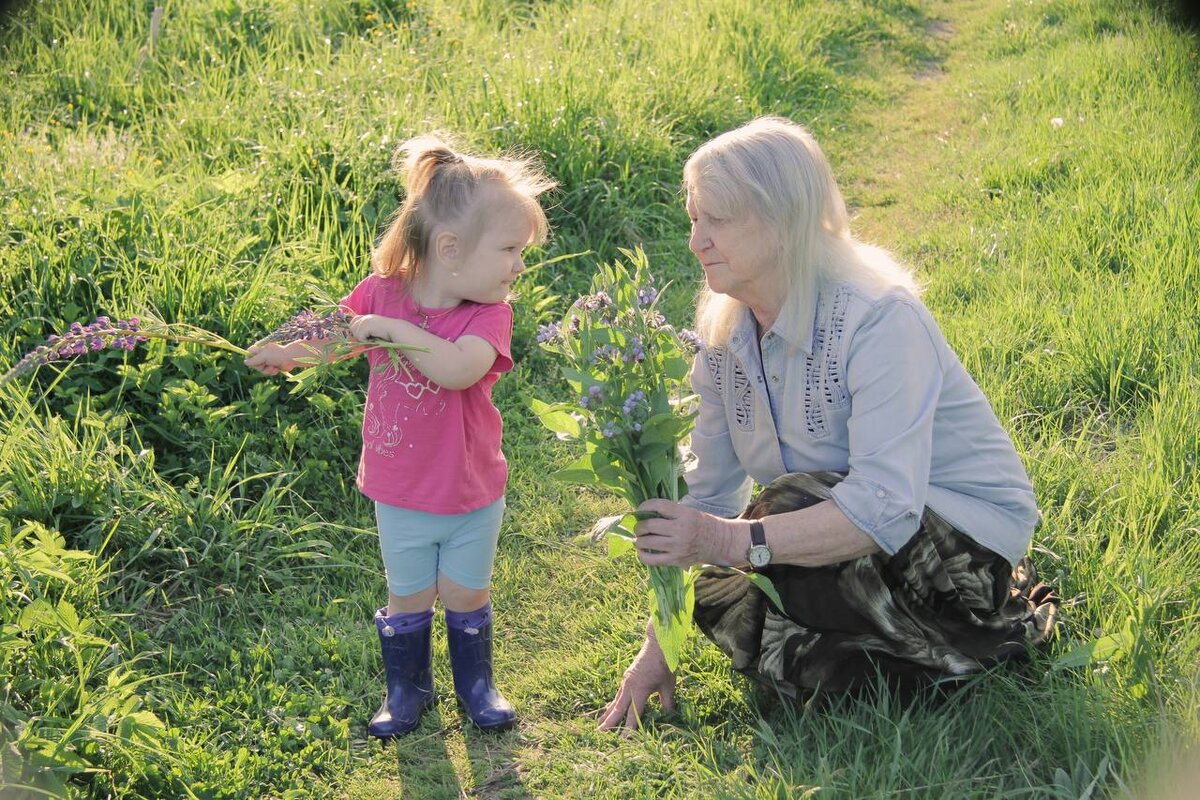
[437,575,490,612]
[388,584,438,614]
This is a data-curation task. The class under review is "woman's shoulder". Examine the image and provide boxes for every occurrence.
[828,280,930,323]
[825,280,947,355]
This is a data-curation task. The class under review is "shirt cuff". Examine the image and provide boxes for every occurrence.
[680,494,742,519]
[829,477,923,556]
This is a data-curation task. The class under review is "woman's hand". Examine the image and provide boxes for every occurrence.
[633,499,745,568]
[597,620,676,733]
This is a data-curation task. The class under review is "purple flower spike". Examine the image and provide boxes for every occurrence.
[258,309,353,345]
[1,315,160,384]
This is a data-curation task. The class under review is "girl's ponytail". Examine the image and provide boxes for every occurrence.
[399,136,463,197]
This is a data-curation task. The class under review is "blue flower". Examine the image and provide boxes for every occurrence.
[678,329,703,352]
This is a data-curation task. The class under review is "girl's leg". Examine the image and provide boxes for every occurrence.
[436,575,489,613]
[436,499,515,730]
[388,584,439,615]
[369,502,441,739]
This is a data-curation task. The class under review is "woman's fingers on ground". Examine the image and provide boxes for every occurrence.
[597,688,628,730]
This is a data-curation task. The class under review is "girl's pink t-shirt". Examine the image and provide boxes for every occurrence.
[340,275,514,514]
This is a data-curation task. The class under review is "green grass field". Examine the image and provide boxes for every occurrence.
[1,0,1197,796]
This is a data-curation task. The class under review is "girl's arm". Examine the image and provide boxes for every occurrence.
[349,314,496,390]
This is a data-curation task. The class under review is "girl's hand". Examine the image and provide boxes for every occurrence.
[597,620,676,733]
[244,342,298,376]
[348,314,381,342]
[633,500,745,568]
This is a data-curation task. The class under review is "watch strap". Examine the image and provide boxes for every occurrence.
[750,520,766,547]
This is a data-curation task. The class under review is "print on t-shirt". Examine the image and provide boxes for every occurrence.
[364,354,445,458]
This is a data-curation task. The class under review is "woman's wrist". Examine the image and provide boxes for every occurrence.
[717,518,752,567]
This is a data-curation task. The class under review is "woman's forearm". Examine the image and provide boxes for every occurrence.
[753,500,881,567]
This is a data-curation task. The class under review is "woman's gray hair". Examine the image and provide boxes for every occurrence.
[684,116,921,345]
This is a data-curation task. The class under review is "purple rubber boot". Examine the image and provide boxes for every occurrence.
[367,607,434,738]
[445,603,516,731]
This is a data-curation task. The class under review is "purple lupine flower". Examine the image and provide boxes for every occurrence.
[636,287,658,306]
[568,316,582,334]
[601,421,619,438]
[536,321,562,344]
[259,309,352,344]
[588,385,603,399]
[2,316,151,383]
[678,329,703,352]
[645,310,666,328]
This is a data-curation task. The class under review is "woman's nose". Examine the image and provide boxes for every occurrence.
[689,225,708,253]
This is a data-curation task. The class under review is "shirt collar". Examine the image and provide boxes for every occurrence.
[762,283,819,353]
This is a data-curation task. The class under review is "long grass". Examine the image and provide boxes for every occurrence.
[1,0,1197,796]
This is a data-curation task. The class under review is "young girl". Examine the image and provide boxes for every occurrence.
[244,135,555,737]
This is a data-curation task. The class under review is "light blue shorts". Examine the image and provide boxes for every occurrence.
[375,498,504,597]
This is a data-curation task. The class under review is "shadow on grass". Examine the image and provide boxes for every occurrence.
[369,708,532,799]
[378,708,463,799]
[462,724,533,800]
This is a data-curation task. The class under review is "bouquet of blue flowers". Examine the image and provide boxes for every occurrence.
[532,247,705,670]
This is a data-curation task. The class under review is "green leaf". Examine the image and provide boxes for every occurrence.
[18,600,57,631]
[589,513,639,558]
[55,600,80,632]
[635,439,674,461]
[608,533,636,558]
[529,398,582,439]
[550,467,596,484]
[744,572,785,613]
[1052,632,1133,670]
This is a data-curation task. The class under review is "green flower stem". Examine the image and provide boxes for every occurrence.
[138,330,250,357]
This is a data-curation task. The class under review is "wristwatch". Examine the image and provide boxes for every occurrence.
[746,520,772,569]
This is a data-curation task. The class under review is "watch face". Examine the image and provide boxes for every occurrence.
[748,544,771,568]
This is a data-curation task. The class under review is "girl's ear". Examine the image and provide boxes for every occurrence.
[434,229,459,264]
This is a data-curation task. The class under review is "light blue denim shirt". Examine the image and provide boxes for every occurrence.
[681,280,1040,565]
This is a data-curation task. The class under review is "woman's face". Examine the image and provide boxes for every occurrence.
[686,192,778,302]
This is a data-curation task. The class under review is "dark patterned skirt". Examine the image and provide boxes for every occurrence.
[693,472,1061,697]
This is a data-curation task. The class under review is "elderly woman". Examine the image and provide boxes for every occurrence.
[599,117,1059,731]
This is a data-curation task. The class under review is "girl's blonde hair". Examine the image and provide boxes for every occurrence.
[372,134,557,281]
[684,116,921,345]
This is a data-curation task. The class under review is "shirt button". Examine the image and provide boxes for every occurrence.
[876,489,886,498]
[771,375,779,383]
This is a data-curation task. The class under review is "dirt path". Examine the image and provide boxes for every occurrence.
[839,0,994,255]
